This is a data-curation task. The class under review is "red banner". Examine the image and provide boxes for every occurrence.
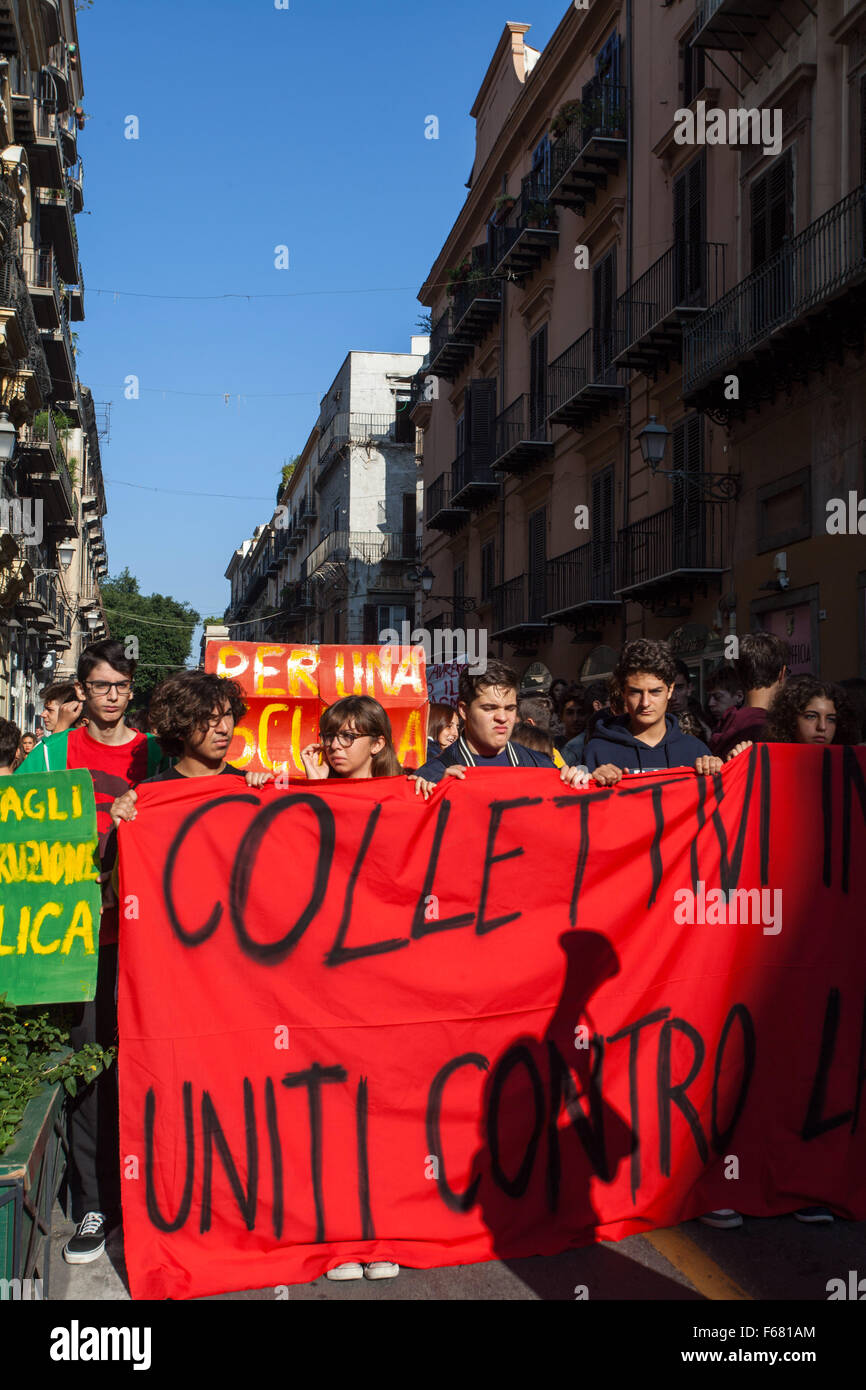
[117,746,866,1300]
[203,641,429,774]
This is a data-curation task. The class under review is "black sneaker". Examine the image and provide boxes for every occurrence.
[63,1212,107,1264]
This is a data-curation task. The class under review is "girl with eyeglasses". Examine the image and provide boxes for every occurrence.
[301,695,402,781]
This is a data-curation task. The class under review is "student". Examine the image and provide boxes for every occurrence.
[299,693,403,1282]
[729,676,859,758]
[584,640,721,777]
[511,720,555,758]
[0,717,19,775]
[108,670,272,827]
[710,633,789,758]
[409,659,591,793]
[300,694,403,786]
[704,662,744,732]
[562,680,609,766]
[426,702,460,763]
[19,732,36,760]
[40,681,84,735]
[517,693,567,767]
[16,639,170,1266]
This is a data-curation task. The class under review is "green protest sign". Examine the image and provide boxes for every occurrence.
[0,771,101,1004]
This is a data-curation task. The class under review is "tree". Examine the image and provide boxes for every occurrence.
[98,568,200,708]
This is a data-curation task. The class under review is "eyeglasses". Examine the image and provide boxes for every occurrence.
[85,680,132,696]
[321,730,370,748]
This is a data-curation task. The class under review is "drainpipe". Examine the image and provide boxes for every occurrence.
[621,0,634,645]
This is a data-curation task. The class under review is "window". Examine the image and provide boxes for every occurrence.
[394,394,414,444]
[529,326,548,436]
[465,379,497,469]
[673,154,706,302]
[481,540,495,602]
[592,252,616,379]
[751,151,793,270]
[590,467,614,598]
[681,30,705,108]
[528,507,547,621]
[531,136,551,192]
[595,31,622,86]
[671,415,705,569]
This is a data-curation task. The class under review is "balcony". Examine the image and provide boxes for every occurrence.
[692,0,798,55]
[0,2,19,53]
[547,327,626,429]
[451,442,500,510]
[17,413,76,525]
[491,395,553,475]
[22,246,62,329]
[544,542,621,630]
[615,503,728,606]
[58,112,77,167]
[0,258,28,365]
[67,159,84,214]
[305,529,418,576]
[613,241,726,375]
[408,367,434,428]
[426,472,469,533]
[41,301,76,399]
[549,80,627,214]
[491,573,552,647]
[301,496,317,524]
[67,267,84,323]
[683,183,866,417]
[428,252,502,380]
[26,103,65,188]
[491,175,559,281]
[316,411,412,488]
[40,1,62,49]
[36,186,78,284]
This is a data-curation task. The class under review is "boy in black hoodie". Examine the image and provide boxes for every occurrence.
[584,640,722,778]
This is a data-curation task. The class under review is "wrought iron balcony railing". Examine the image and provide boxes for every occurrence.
[615,503,728,598]
[491,572,551,637]
[490,171,558,277]
[549,80,627,212]
[547,326,625,428]
[492,394,553,473]
[613,241,727,370]
[305,529,419,575]
[544,541,619,618]
[683,183,866,398]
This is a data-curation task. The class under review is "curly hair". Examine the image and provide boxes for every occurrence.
[612,640,676,701]
[764,675,860,746]
[148,670,247,758]
[319,696,402,777]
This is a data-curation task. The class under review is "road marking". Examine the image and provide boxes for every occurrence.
[644,1227,752,1301]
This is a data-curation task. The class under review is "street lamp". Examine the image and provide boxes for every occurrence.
[405,563,477,610]
[638,416,671,471]
[58,542,75,569]
[0,410,17,462]
[636,414,741,502]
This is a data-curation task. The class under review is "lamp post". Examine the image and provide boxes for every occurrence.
[637,415,741,502]
[405,564,478,612]
[0,410,17,463]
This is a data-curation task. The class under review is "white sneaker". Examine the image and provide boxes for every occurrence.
[699,1209,743,1229]
[325,1262,364,1281]
[364,1261,400,1279]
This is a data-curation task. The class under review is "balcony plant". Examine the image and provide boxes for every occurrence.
[549,99,583,140]
[446,258,471,296]
[492,194,516,225]
[525,199,556,230]
[584,96,626,140]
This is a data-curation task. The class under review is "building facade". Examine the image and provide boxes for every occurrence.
[0,0,106,731]
[223,342,427,648]
[416,1,865,691]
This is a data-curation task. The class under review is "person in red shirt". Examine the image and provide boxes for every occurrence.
[709,633,789,760]
[16,639,169,1266]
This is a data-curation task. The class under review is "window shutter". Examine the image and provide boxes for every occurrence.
[751,152,792,269]
[481,540,494,601]
[592,253,616,376]
[591,467,614,596]
[466,379,496,472]
[363,604,378,644]
[528,506,547,619]
[529,327,548,435]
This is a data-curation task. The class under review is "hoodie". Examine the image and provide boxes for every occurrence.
[584,712,710,772]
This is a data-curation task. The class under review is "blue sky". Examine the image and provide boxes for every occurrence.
[74,0,567,647]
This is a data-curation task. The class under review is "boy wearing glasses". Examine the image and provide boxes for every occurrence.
[16,639,169,1266]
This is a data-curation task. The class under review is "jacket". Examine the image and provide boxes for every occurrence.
[583,713,710,772]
